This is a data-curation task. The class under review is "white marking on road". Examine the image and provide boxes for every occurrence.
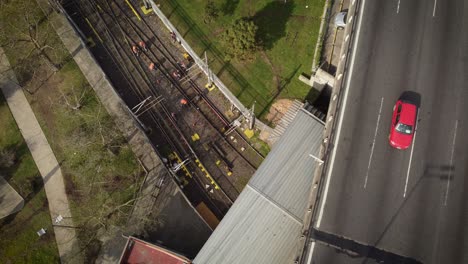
[364,97,384,189]
[433,0,437,16]
[444,120,458,206]
[397,0,401,13]
[306,241,316,264]
[308,0,368,261]
[403,112,418,197]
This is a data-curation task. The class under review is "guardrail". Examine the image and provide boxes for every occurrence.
[294,0,364,262]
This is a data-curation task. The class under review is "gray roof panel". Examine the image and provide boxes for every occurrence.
[194,109,324,264]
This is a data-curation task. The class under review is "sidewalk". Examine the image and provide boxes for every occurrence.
[321,0,350,75]
[0,48,82,263]
[0,175,24,219]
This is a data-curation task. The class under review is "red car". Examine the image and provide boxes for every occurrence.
[389,100,417,150]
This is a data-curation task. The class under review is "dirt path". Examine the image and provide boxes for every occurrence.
[0,48,82,263]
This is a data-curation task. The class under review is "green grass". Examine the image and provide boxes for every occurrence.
[250,131,271,157]
[0,94,60,263]
[1,0,142,259]
[160,0,325,119]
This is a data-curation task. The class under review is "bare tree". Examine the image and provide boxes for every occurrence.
[60,85,88,111]
[0,1,60,72]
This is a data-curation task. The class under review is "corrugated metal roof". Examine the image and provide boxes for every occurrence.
[194,109,324,264]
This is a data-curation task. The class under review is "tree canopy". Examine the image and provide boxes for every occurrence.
[221,18,259,61]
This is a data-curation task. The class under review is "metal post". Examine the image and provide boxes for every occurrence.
[132,96,152,113]
[142,0,151,9]
[224,119,242,136]
[132,96,164,117]
[309,154,324,165]
[205,52,212,84]
[248,102,256,130]
[172,158,190,172]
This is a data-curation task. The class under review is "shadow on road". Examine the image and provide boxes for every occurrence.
[313,162,454,263]
[312,229,422,264]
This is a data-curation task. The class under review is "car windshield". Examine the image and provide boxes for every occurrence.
[396,123,413,134]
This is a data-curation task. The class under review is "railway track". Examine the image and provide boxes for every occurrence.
[68,0,232,217]
[110,0,264,171]
[64,0,268,217]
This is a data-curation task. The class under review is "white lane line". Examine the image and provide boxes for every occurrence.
[403,112,419,197]
[397,0,401,13]
[307,0,368,262]
[433,0,437,17]
[306,242,316,264]
[444,120,458,206]
[364,97,384,188]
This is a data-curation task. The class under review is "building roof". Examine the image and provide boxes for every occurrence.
[119,236,191,264]
[194,109,325,264]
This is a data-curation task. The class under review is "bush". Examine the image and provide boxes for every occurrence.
[221,18,259,61]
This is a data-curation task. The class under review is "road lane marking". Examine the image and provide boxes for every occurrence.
[403,112,418,197]
[397,0,401,13]
[307,0,368,262]
[444,120,458,205]
[364,97,384,188]
[307,242,316,264]
[433,0,437,17]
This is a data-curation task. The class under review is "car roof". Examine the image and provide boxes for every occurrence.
[334,12,347,27]
[398,100,417,124]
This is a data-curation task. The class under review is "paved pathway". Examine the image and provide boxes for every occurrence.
[0,175,24,219]
[0,48,82,263]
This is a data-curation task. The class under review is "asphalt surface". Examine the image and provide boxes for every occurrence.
[306,0,468,263]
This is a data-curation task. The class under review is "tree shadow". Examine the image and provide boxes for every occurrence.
[0,142,33,182]
[257,63,302,118]
[221,0,240,16]
[253,1,295,50]
[0,210,20,227]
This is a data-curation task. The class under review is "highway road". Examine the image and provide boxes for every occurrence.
[305,0,467,263]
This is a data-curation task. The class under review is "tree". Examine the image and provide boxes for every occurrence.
[60,85,88,111]
[221,18,259,61]
[0,1,61,74]
[204,1,219,24]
